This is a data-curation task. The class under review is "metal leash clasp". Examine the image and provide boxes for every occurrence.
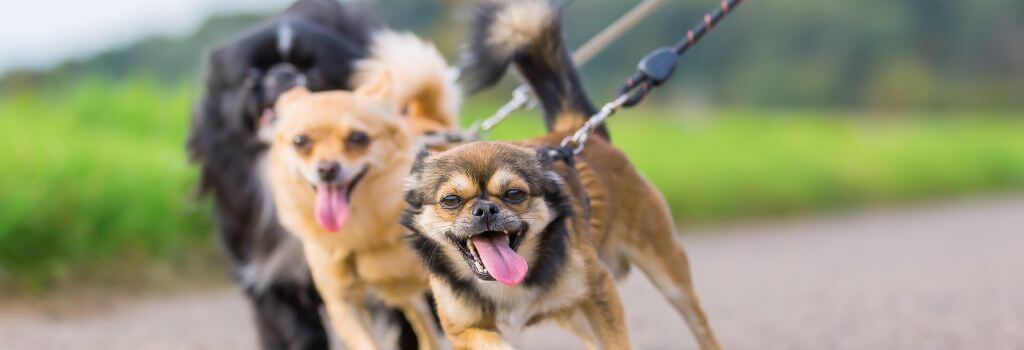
[471,86,535,136]
[560,94,630,154]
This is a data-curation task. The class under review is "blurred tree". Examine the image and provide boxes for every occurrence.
[2,0,1021,111]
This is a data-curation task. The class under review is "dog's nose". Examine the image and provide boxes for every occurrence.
[265,63,301,87]
[472,201,500,220]
[317,162,340,182]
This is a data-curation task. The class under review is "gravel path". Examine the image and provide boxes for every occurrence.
[3,197,1022,350]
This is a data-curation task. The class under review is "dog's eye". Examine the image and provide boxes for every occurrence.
[347,130,370,149]
[440,194,462,209]
[503,189,527,204]
[293,135,311,150]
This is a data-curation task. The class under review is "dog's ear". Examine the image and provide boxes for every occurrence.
[534,148,566,196]
[354,66,394,101]
[536,147,574,168]
[354,67,411,126]
[352,31,461,133]
[403,148,435,206]
[409,148,433,176]
[356,69,456,135]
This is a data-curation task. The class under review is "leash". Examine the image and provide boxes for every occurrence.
[561,0,744,154]
[422,0,666,148]
[472,0,667,134]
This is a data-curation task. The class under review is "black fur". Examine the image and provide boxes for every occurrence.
[460,0,608,139]
[187,1,419,349]
[249,283,328,350]
[521,170,573,290]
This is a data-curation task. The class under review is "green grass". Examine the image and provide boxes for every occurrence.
[466,104,1024,222]
[2,80,1024,291]
[0,79,212,291]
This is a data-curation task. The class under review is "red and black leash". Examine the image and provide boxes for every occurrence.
[559,0,745,154]
[619,0,745,106]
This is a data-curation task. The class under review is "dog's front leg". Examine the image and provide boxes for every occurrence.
[323,296,379,350]
[305,247,379,350]
[428,279,515,349]
[446,326,515,350]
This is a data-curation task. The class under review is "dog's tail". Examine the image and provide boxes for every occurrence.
[461,0,605,138]
[352,31,461,134]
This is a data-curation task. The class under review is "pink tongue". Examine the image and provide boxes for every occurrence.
[470,234,528,286]
[315,186,349,232]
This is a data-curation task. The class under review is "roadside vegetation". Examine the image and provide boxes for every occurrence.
[3,79,1023,291]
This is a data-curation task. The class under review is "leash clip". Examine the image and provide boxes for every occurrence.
[637,47,679,85]
[620,47,680,107]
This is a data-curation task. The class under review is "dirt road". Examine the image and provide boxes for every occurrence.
[3,197,1022,349]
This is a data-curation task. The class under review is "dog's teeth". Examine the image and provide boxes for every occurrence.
[466,240,479,258]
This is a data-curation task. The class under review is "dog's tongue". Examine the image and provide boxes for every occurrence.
[470,234,528,286]
[315,186,349,232]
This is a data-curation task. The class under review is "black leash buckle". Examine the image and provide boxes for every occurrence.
[620,47,679,106]
[638,47,679,85]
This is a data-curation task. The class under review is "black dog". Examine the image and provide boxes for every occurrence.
[187,1,421,349]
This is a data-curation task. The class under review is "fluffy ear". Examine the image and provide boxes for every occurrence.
[275,86,311,111]
[354,66,392,98]
[535,147,574,168]
[403,148,435,206]
[409,148,433,176]
[352,31,461,134]
[534,147,569,196]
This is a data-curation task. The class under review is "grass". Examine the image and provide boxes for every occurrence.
[2,79,1024,291]
[0,79,213,291]
[472,105,1024,222]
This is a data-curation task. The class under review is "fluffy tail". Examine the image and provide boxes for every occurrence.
[461,0,606,138]
[352,30,461,134]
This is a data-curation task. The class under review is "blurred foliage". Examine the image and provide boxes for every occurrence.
[470,106,1024,221]
[0,0,1022,291]
[466,104,1024,221]
[2,78,1024,291]
[2,0,1023,110]
[0,79,213,291]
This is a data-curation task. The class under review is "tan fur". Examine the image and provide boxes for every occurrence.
[353,30,461,135]
[487,0,553,58]
[551,110,589,134]
[265,32,461,349]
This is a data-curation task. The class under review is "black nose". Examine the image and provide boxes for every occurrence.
[472,201,500,221]
[317,162,340,182]
[266,63,300,87]
[261,63,305,102]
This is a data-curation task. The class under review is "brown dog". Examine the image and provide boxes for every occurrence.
[264,31,458,350]
[400,1,721,349]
